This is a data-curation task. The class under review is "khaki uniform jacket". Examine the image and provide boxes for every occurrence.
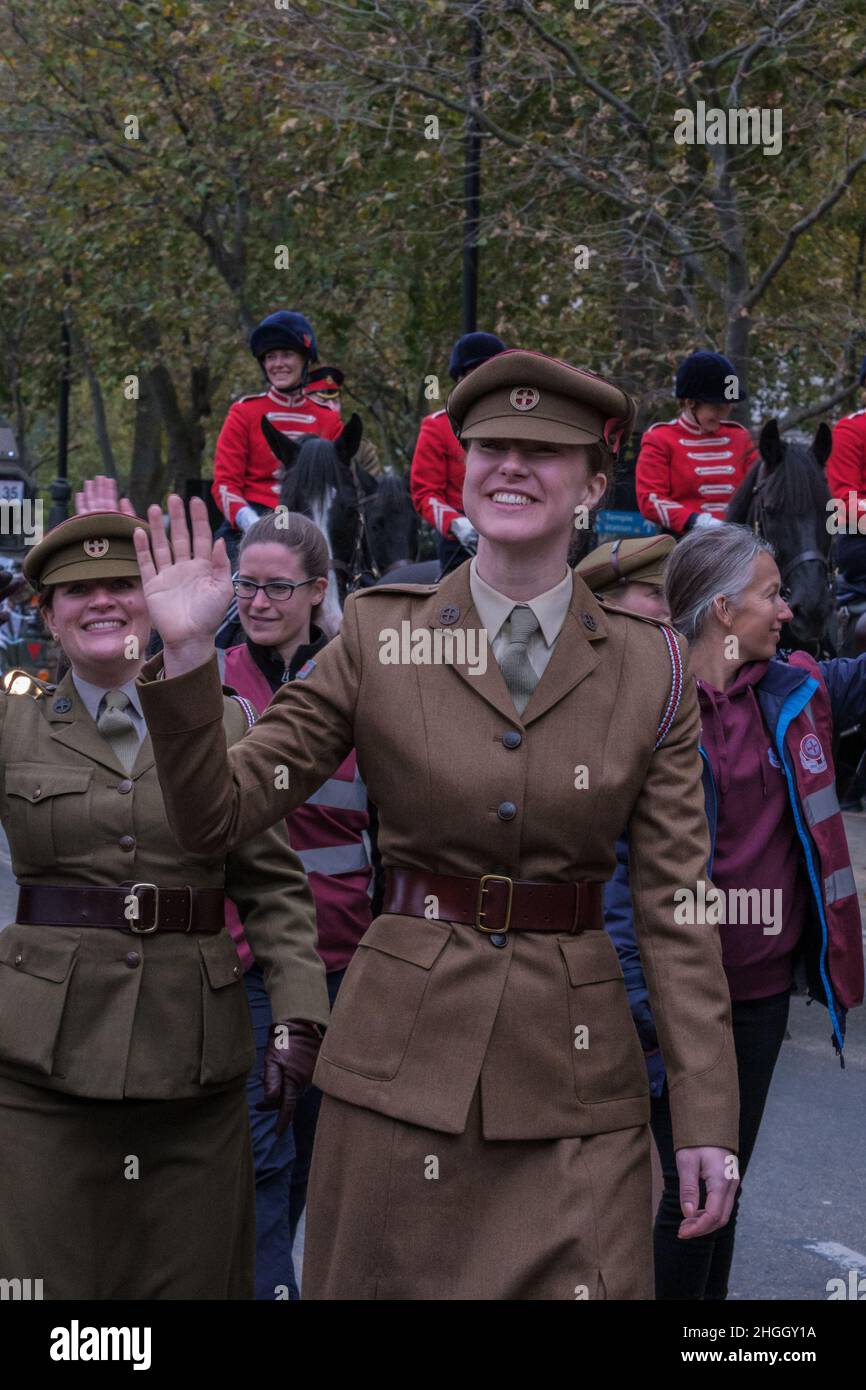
[139,565,739,1152]
[0,669,329,1100]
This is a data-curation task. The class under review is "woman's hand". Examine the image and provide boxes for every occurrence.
[676,1145,739,1239]
[133,495,232,673]
[75,475,137,517]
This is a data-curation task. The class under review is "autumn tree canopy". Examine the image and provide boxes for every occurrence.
[0,0,863,503]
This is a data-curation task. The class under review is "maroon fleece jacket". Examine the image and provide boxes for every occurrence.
[697,662,808,1001]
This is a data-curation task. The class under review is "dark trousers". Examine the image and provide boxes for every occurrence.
[650,989,790,1300]
[244,963,345,1301]
[436,531,466,576]
[837,534,866,587]
[216,504,272,569]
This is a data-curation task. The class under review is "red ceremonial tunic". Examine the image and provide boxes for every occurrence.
[636,413,757,534]
[410,408,466,536]
[827,408,866,522]
[212,385,342,526]
[221,641,372,975]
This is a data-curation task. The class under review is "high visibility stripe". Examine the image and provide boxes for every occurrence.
[824,867,857,905]
[306,772,368,812]
[804,783,841,828]
[298,842,371,875]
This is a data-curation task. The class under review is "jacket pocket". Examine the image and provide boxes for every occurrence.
[5,763,95,865]
[559,933,648,1105]
[320,916,452,1080]
[198,933,255,1086]
[0,926,81,1075]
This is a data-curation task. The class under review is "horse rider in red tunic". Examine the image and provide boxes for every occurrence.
[636,351,757,536]
[212,311,342,562]
[410,332,505,569]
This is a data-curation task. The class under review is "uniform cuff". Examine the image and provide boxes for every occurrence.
[138,653,225,733]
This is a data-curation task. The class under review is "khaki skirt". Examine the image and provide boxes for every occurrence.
[0,1072,254,1299]
[303,1086,653,1300]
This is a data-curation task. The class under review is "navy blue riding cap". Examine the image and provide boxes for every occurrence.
[448,332,506,382]
[250,311,319,363]
[675,350,746,404]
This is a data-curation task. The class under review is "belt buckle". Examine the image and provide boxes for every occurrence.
[475,873,513,934]
[128,882,160,934]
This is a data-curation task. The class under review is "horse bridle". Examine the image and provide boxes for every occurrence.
[748,457,832,590]
[329,463,413,592]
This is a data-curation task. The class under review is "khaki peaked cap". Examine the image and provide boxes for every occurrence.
[447,349,636,452]
[576,535,675,594]
[23,512,149,588]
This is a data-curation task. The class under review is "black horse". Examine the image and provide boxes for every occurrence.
[726,418,834,652]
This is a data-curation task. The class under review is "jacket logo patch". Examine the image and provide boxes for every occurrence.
[799,734,827,774]
[296,659,316,680]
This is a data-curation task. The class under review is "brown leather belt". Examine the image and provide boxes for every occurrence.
[383,868,603,936]
[16,883,225,935]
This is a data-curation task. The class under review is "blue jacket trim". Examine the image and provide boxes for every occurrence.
[772,677,845,1055]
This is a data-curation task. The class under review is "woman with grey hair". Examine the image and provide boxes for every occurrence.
[639,522,863,1298]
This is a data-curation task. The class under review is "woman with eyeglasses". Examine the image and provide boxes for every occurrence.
[220,510,373,1300]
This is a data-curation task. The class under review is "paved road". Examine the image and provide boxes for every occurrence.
[1,817,864,1301]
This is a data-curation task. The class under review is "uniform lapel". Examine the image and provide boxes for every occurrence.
[422,564,607,727]
[422,565,519,724]
[521,575,607,725]
[46,670,148,778]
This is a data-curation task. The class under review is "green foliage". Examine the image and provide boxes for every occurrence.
[0,0,863,503]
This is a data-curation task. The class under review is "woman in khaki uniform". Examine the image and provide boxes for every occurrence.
[0,509,329,1300]
[136,351,741,1300]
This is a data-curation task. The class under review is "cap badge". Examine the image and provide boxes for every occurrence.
[510,387,540,412]
[83,538,109,558]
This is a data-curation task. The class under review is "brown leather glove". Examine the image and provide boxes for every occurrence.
[257,1019,324,1136]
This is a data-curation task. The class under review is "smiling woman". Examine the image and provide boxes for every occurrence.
[0,507,328,1300]
[135,349,742,1301]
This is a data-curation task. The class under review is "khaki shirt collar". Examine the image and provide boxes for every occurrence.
[71,671,145,726]
[468,557,573,646]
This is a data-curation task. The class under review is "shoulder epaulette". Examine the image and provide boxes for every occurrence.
[1,669,55,700]
[643,419,677,433]
[726,419,752,433]
[233,391,267,406]
[353,581,441,597]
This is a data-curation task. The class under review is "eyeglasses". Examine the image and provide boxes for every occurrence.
[232,577,319,602]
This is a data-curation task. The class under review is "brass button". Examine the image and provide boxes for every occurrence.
[125,951,141,969]
[497,801,517,821]
[33,788,41,800]
[233,965,240,977]
[501,731,522,749]
[14,953,23,967]
[117,779,133,794]
[119,835,136,852]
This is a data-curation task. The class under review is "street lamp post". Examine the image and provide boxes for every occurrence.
[49,288,72,530]
[462,1,484,336]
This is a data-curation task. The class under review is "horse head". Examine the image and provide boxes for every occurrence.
[727,418,833,650]
[260,413,418,612]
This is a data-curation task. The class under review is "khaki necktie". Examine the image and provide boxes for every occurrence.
[97,689,140,774]
[500,605,541,715]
